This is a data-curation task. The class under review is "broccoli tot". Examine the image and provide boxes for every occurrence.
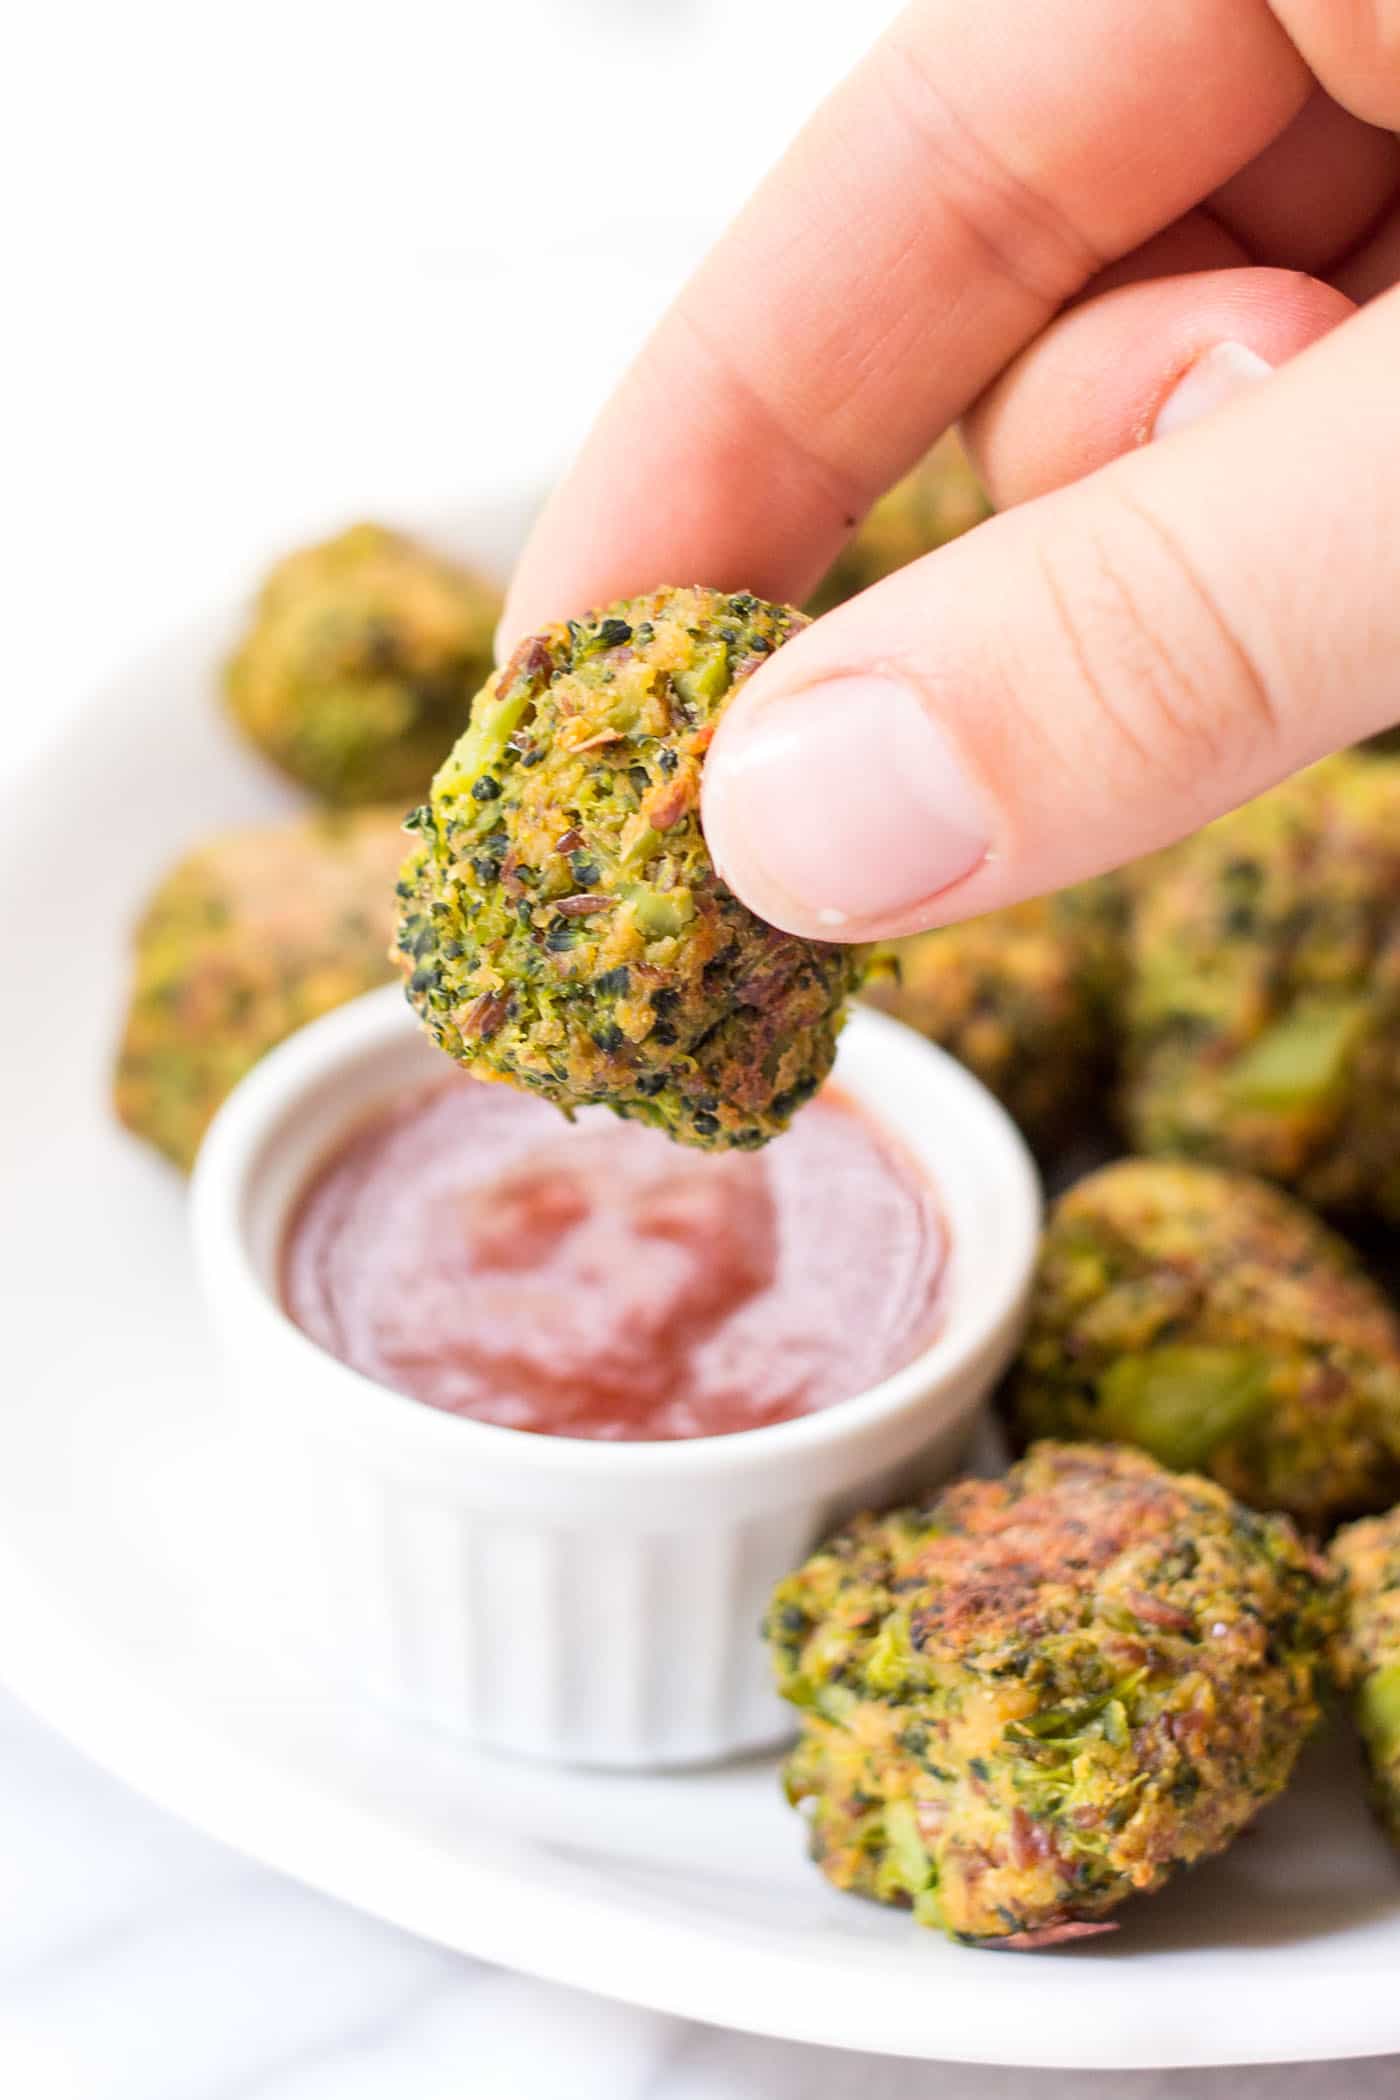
[1333,1508,1400,1847]
[394,587,866,1150]
[1123,754,1400,1220]
[113,807,409,1169]
[768,1442,1335,1947]
[861,875,1130,1155]
[1006,1158,1400,1529]
[225,522,500,806]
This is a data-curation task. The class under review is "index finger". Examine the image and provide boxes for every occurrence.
[503,0,1310,641]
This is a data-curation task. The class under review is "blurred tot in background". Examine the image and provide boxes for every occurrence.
[6,0,903,778]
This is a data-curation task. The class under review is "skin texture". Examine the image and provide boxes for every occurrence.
[393,588,866,1150]
[768,1442,1334,1948]
[113,807,408,1170]
[1331,1508,1400,1848]
[225,523,500,807]
[1007,1159,1400,1530]
[1124,755,1400,1221]
[804,433,990,618]
[861,875,1127,1156]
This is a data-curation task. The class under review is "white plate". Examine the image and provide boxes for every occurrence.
[3,495,1400,2073]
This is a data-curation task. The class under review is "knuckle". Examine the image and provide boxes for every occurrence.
[878,28,1102,307]
[1030,492,1280,793]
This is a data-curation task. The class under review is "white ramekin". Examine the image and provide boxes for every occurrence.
[191,985,1039,1768]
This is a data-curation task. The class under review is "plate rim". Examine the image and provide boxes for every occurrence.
[2,1547,1396,2073]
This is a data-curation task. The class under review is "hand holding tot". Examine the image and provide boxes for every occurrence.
[505,0,1400,937]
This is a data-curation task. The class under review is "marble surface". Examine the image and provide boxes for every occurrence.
[7,1,1400,2090]
[1,1682,1396,2099]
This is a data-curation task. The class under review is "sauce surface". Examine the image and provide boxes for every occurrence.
[283,1077,945,1441]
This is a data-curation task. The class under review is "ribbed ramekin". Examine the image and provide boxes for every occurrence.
[191,985,1039,1768]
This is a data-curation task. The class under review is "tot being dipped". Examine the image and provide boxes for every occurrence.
[114,807,408,1169]
[1006,1159,1400,1530]
[225,523,500,806]
[1332,1509,1400,1848]
[767,1443,1334,1949]
[393,586,867,1149]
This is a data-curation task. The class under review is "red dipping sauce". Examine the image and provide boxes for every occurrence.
[282,1077,945,1441]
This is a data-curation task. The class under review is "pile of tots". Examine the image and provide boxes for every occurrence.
[114,446,1400,1945]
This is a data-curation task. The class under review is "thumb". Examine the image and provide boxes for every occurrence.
[701,286,1400,941]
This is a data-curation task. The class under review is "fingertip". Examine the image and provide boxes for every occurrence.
[703,666,990,942]
[1150,339,1276,439]
[968,266,1355,508]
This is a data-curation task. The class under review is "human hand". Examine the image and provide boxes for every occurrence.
[502,0,1400,940]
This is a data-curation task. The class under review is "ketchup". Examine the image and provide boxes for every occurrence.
[283,1076,945,1441]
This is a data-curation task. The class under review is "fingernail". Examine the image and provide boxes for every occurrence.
[704,676,989,931]
[1152,341,1273,440]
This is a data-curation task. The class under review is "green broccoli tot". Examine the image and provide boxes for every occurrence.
[768,1442,1334,1947]
[225,522,500,806]
[394,586,866,1149]
[1005,1158,1400,1530]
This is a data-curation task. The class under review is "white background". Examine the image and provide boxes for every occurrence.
[4,2,1398,2092]
[5,0,890,779]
